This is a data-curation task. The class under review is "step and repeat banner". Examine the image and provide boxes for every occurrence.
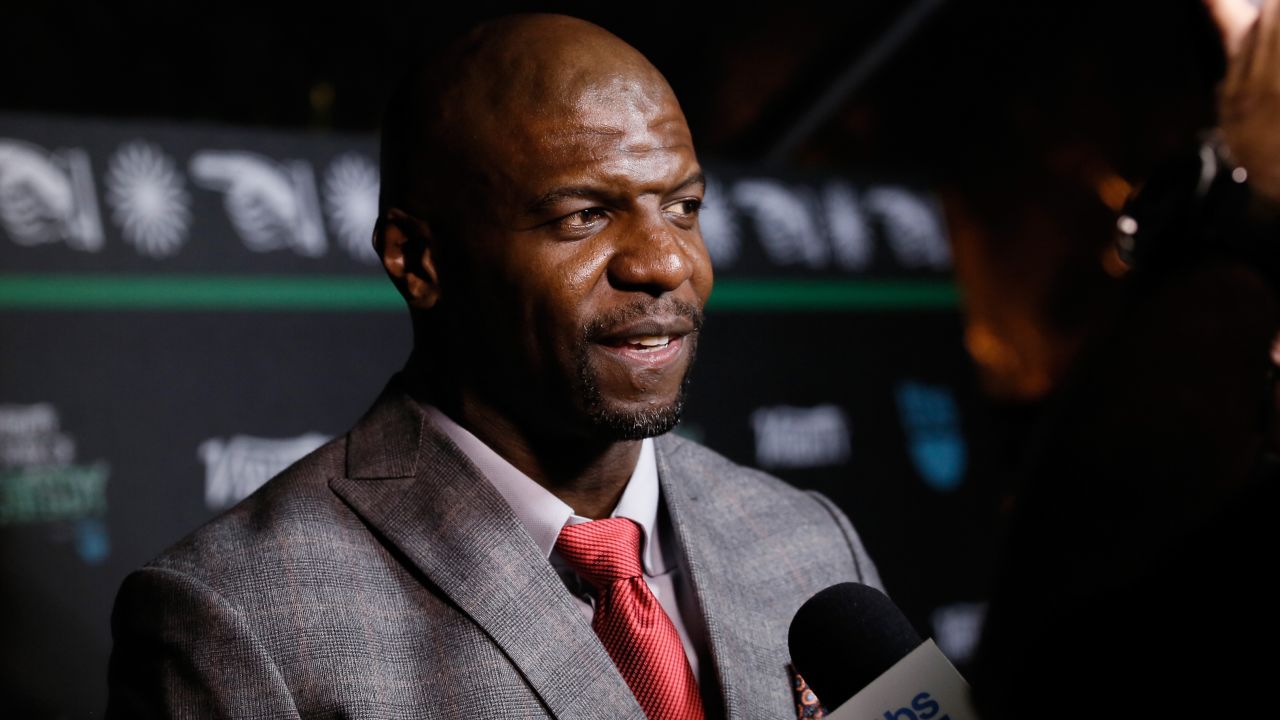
[0,112,1000,717]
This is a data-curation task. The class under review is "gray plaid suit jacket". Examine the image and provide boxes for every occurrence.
[107,381,881,719]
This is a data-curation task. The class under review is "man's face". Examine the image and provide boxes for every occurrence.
[443,75,713,441]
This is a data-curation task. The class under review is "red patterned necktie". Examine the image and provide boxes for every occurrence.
[555,517,706,720]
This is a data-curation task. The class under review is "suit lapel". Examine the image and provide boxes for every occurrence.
[655,435,796,720]
[330,385,645,720]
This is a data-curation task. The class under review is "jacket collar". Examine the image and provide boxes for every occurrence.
[333,381,646,720]
[337,379,796,719]
[655,433,798,720]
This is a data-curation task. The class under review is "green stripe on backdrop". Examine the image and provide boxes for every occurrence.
[0,275,959,312]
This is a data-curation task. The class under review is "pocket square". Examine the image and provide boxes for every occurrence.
[790,666,826,719]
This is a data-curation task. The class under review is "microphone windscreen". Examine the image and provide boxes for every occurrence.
[788,582,923,710]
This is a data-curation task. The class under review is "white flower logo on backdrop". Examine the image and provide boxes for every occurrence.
[189,150,327,257]
[0,139,104,251]
[105,140,192,258]
[323,153,380,263]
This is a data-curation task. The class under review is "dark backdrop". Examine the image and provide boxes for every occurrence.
[0,113,999,717]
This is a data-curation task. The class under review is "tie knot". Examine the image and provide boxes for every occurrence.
[554,517,645,589]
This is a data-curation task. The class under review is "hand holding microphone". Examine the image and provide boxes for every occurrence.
[789,583,978,720]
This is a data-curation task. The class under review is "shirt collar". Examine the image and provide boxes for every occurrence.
[423,405,665,575]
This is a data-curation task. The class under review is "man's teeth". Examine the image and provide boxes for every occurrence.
[630,336,671,348]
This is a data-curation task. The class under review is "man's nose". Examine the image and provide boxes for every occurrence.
[606,215,696,295]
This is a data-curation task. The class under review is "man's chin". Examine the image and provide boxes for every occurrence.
[574,335,697,441]
[585,396,685,441]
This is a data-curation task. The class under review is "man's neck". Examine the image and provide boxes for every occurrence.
[457,402,642,520]
[406,371,641,519]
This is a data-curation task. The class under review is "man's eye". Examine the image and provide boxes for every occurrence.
[560,207,608,229]
[666,198,703,217]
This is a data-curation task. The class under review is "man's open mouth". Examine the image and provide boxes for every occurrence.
[612,335,674,352]
[595,328,688,367]
[585,301,703,369]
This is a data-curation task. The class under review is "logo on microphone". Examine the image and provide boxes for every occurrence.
[880,692,945,720]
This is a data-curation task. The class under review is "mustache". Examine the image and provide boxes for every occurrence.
[582,298,705,342]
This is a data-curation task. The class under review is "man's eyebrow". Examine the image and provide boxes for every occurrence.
[523,172,706,216]
[523,186,611,216]
[671,171,706,194]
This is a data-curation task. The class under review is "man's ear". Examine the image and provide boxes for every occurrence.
[374,208,441,310]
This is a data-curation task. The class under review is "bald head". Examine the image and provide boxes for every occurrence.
[379,14,688,225]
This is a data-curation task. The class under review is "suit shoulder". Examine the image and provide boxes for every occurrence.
[143,435,357,586]
[656,432,827,509]
[656,432,883,589]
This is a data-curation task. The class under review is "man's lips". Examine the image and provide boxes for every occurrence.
[593,316,695,346]
[595,334,686,366]
[592,316,694,367]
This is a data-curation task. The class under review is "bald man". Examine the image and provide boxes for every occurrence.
[106,15,880,720]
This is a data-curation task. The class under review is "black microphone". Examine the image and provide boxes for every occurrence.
[789,583,977,719]
[789,582,922,708]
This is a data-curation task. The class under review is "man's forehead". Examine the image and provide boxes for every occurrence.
[528,98,692,154]
[503,110,697,198]
[564,71,673,123]
[489,60,687,135]
[404,15,698,218]
[467,71,696,198]
[452,18,685,141]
